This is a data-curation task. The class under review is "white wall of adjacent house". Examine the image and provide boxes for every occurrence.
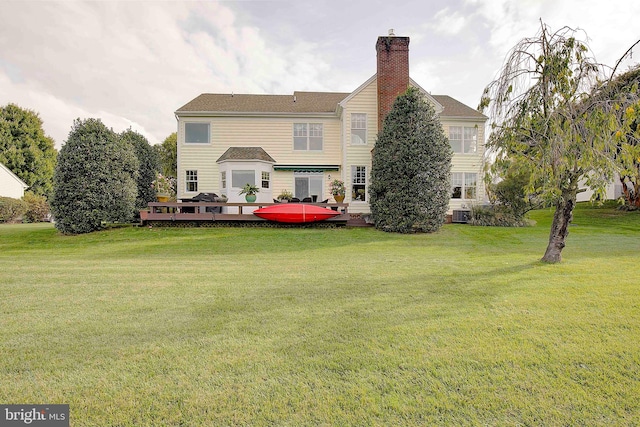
[576,174,623,202]
[0,163,28,199]
[177,116,342,201]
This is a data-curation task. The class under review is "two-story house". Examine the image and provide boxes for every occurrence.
[175,32,487,217]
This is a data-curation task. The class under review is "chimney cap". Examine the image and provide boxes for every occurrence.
[388,29,395,36]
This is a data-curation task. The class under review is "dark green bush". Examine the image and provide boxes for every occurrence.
[470,205,530,227]
[51,118,139,234]
[0,196,27,223]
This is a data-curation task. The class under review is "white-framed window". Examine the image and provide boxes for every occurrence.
[351,166,367,201]
[261,171,270,189]
[221,171,226,189]
[451,172,477,199]
[294,172,323,200]
[185,122,210,144]
[293,123,323,151]
[185,170,198,192]
[351,113,367,145]
[449,126,477,154]
[231,170,255,188]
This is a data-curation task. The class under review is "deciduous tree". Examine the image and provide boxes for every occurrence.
[369,87,452,233]
[121,129,159,210]
[591,64,640,209]
[154,132,177,179]
[479,21,630,263]
[0,103,57,196]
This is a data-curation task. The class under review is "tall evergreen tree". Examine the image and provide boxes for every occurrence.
[369,87,452,233]
[0,103,57,196]
[121,129,159,210]
[51,118,138,234]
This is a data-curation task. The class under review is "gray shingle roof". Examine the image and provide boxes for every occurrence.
[432,95,487,119]
[177,89,486,120]
[216,147,276,163]
[177,91,349,114]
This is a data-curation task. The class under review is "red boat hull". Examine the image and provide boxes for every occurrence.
[253,204,340,223]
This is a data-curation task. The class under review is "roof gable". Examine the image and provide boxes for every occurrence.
[216,147,276,163]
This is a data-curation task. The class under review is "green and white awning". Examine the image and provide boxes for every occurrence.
[273,165,340,172]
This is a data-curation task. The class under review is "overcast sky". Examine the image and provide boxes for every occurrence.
[1,0,639,149]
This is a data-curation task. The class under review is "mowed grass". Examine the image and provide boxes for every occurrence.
[1,204,639,426]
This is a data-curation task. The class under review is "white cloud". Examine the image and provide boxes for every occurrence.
[0,1,333,149]
[468,0,640,71]
[429,8,468,36]
[0,0,638,151]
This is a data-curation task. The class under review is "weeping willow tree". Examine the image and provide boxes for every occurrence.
[479,21,639,263]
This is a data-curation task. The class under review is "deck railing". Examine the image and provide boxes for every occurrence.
[141,201,349,223]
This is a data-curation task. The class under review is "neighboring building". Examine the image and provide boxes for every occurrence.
[576,176,623,203]
[175,32,488,214]
[0,162,29,199]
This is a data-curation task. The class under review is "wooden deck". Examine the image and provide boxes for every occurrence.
[140,201,351,226]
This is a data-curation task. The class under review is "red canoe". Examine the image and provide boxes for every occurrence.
[253,203,340,223]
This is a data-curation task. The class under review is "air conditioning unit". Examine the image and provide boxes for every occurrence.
[452,209,471,223]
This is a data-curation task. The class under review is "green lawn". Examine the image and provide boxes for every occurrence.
[1,204,639,426]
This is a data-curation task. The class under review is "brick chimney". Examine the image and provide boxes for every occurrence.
[376,30,410,131]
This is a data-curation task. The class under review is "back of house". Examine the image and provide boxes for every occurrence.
[175,32,488,217]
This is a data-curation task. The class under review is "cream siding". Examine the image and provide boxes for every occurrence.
[177,115,342,200]
[176,79,488,217]
[177,117,215,199]
[443,120,487,211]
[339,79,488,214]
[341,79,378,213]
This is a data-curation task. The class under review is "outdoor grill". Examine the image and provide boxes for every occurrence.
[180,193,223,213]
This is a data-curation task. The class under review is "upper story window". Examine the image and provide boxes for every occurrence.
[185,122,210,144]
[449,126,477,154]
[293,123,323,151]
[351,113,367,145]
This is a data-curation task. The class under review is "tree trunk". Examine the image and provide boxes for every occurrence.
[541,191,576,263]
